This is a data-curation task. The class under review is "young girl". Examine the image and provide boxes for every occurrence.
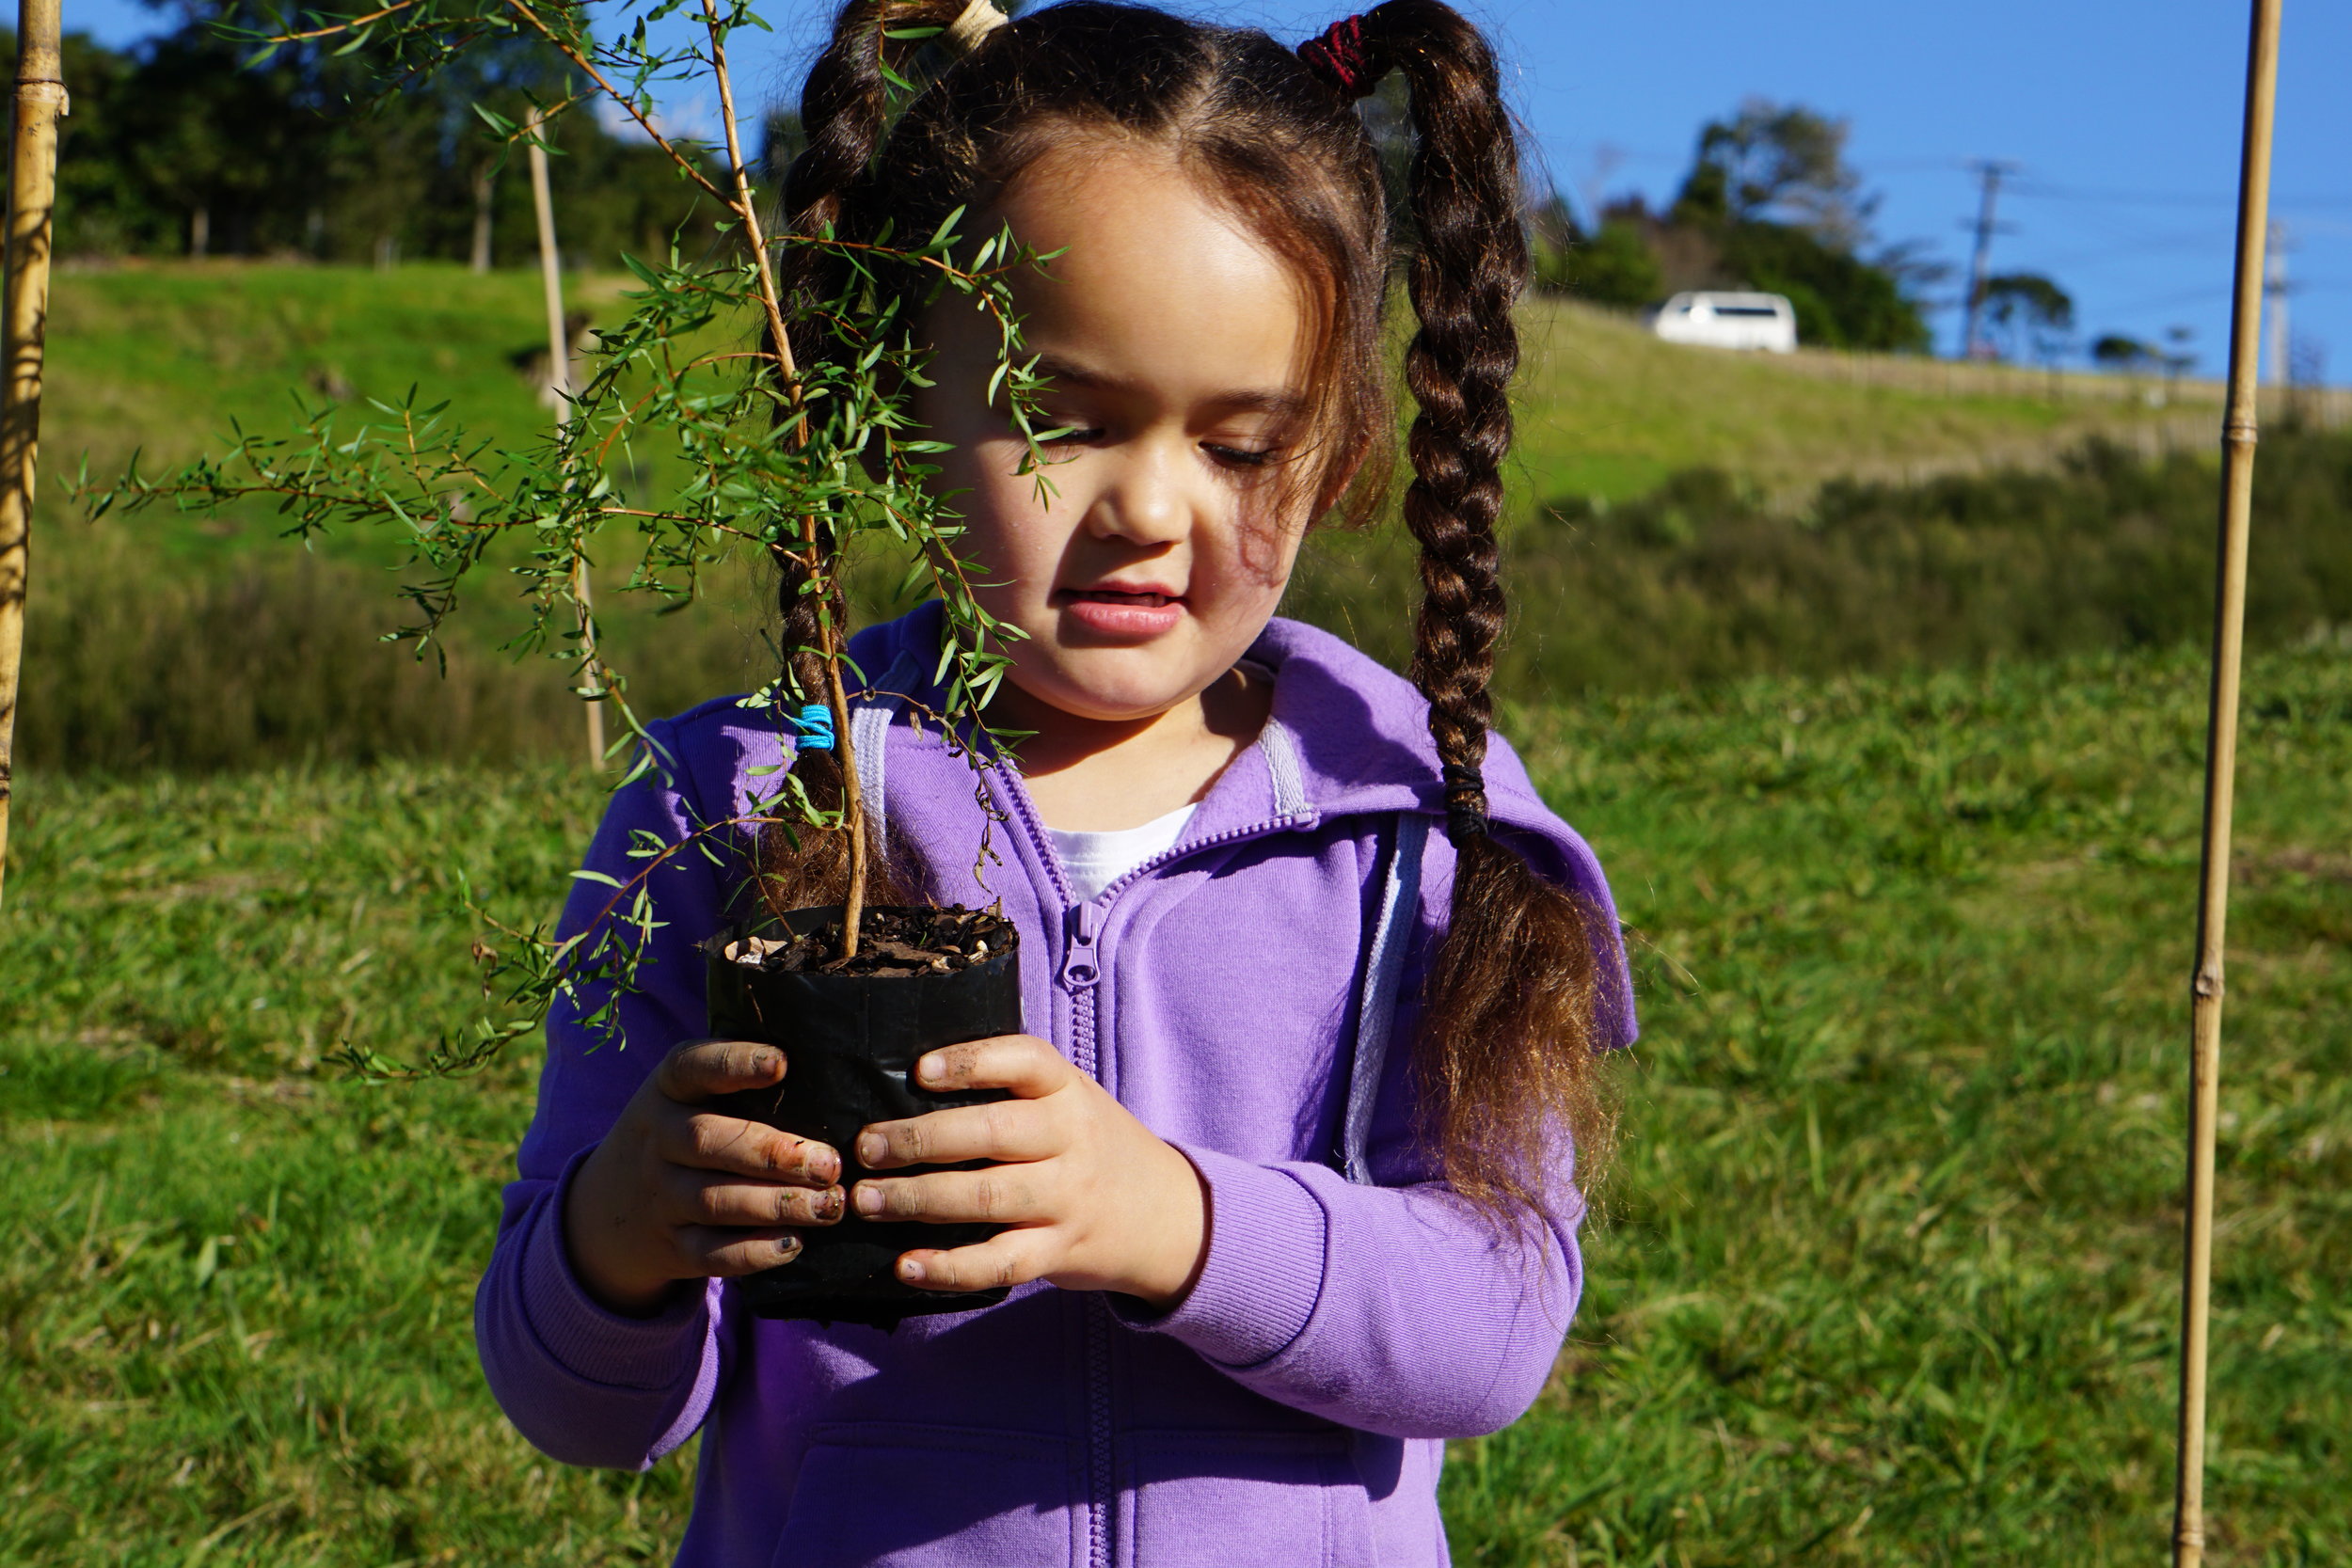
[477,2,1635,1562]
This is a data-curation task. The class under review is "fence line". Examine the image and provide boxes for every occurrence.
[1777,343,2349,428]
[1539,299,2350,427]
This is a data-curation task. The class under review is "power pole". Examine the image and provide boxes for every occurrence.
[2263,219,2290,387]
[1959,159,2019,361]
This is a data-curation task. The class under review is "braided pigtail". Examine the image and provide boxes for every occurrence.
[754,0,999,919]
[778,0,980,366]
[1306,1,1616,1219]
[755,543,882,920]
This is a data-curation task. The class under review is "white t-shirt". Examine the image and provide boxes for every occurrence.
[1045,802,1199,903]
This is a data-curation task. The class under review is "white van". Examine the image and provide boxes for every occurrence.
[1648,292,1799,354]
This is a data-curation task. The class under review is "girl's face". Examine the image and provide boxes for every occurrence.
[915,141,1322,726]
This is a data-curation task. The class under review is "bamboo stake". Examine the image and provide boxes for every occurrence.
[526,106,604,768]
[0,0,65,908]
[2172,3,2282,1563]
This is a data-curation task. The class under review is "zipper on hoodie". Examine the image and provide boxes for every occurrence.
[1050,908,1112,1568]
[1059,900,1103,1002]
[994,767,1317,1568]
[1047,899,1111,1567]
[1091,808,1318,903]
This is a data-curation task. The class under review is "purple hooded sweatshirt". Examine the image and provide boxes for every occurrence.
[476,602,1634,1568]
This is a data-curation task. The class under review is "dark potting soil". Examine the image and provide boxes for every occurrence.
[723,905,1010,978]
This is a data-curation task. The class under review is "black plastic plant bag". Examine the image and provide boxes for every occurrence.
[702,906,1020,1326]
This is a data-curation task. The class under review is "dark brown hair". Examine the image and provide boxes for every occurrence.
[774,0,1616,1217]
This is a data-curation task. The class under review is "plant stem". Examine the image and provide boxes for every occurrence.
[698,0,799,404]
[701,0,867,956]
[0,0,65,909]
[495,0,730,207]
[825,608,868,957]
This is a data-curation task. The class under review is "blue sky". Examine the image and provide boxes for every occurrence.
[64,0,2351,380]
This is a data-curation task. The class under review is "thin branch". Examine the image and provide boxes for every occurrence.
[261,0,423,44]
[495,0,731,206]
[698,0,797,384]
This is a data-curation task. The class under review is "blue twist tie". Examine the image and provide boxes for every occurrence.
[791,703,835,752]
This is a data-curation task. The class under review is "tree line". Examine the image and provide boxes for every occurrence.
[1528,100,1964,355]
[22,18,2040,360]
[9,9,727,270]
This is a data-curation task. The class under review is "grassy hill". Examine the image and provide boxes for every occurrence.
[4,641,2344,1563]
[48,264,594,491]
[27,262,2351,775]
[1510,299,2270,505]
[40,261,2261,526]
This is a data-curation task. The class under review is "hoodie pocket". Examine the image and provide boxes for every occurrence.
[773,1421,1084,1568]
[1118,1429,1376,1568]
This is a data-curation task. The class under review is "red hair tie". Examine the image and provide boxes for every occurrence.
[1299,14,1376,99]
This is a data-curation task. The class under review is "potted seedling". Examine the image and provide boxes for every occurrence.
[86,0,1057,1323]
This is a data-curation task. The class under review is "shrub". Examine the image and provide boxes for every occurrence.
[1285,424,2352,698]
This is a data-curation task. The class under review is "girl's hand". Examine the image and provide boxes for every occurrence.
[564,1039,846,1315]
[850,1035,1210,1309]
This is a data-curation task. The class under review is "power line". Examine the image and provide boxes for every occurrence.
[2034,234,2235,270]
[2008,181,2352,213]
[2096,284,2239,317]
[2010,182,2233,209]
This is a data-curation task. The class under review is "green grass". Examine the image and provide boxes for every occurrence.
[0,765,694,1563]
[49,262,591,503]
[1458,645,2349,1564]
[5,641,2345,1563]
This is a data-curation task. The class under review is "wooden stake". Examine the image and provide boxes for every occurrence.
[526,106,604,768]
[2173,3,2282,1563]
[0,0,65,907]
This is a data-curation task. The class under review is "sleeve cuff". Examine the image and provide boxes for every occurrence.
[1116,1145,1326,1369]
[518,1147,712,1391]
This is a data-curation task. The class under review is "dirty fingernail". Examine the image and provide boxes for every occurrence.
[775,1235,802,1260]
[917,1055,945,1084]
[853,1184,884,1216]
[898,1257,926,1283]
[856,1132,884,1165]
[817,1188,846,1222]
